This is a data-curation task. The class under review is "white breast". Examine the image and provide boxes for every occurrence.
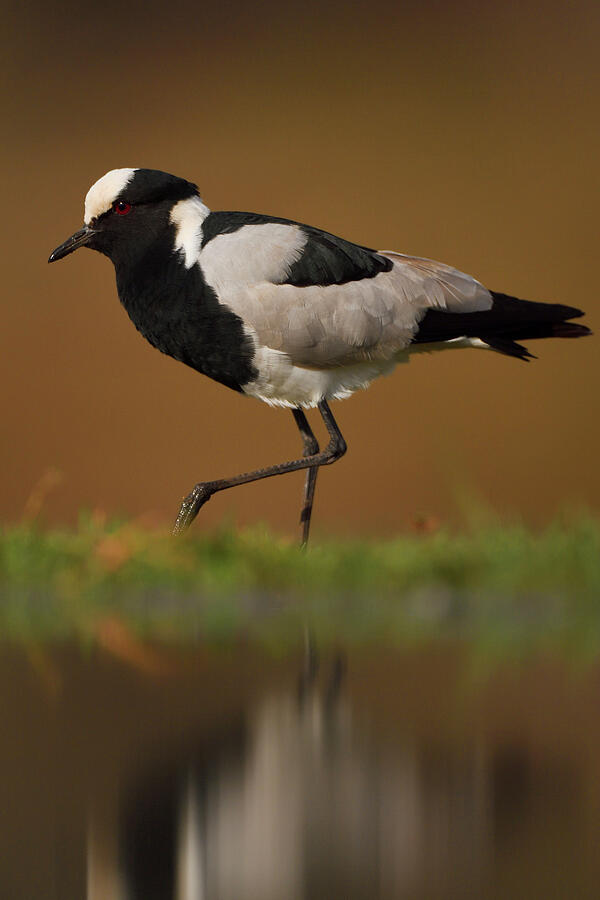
[242,346,399,408]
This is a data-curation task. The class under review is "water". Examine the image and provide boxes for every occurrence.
[2,642,599,898]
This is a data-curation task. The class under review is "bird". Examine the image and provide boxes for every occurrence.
[49,168,591,544]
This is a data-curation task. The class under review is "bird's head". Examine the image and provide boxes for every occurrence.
[48,168,207,268]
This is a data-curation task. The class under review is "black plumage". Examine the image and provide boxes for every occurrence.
[116,224,257,391]
[285,227,393,287]
[201,211,392,286]
[414,292,590,360]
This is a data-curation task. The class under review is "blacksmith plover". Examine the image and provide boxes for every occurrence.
[49,168,591,543]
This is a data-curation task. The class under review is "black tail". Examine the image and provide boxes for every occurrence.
[414,291,592,361]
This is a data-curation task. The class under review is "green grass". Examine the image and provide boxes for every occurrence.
[1,516,599,652]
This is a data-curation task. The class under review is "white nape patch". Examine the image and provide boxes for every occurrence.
[170,196,211,268]
[84,168,137,224]
[200,224,307,295]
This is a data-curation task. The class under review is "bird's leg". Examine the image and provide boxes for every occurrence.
[172,400,346,537]
[291,408,320,547]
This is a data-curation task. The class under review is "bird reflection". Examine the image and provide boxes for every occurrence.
[86,656,492,900]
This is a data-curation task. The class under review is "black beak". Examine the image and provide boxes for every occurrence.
[48,225,96,263]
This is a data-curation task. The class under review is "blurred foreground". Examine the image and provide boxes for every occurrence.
[3,642,600,899]
[3,518,600,897]
[1,517,600,650]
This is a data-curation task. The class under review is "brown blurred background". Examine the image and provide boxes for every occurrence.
[2,0,599,536]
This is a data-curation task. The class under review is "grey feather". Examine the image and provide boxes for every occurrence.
[199,228,493,369]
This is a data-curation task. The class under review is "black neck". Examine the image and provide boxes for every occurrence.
[113,231,257,392]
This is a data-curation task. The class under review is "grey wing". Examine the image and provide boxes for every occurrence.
[199,223,493,368]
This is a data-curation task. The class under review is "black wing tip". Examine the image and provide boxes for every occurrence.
[553,322,592,338]
[491,291,588,322]
[483,322,591,363]
[413,291,591,359]
[481,336,537,361]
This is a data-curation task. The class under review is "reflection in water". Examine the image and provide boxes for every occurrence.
[2,645,599,899]
[113,671,369,900]
[83,665,521,899]
[116,693,490,900]
[176,771,204,900]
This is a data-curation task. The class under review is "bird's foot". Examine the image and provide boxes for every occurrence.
[172,482,216,535]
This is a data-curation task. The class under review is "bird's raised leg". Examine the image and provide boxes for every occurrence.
[291,408,320,546]
[172,400,346,539]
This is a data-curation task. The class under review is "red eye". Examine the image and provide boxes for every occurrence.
[113,200,132,216]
